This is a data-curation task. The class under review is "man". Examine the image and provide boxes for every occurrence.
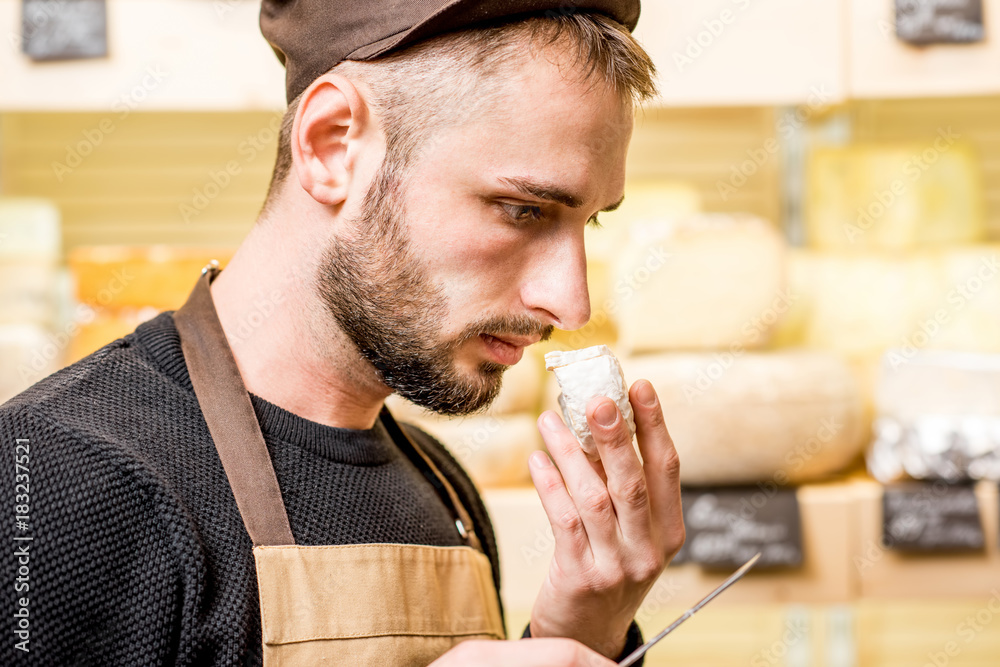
[1,1,684,665]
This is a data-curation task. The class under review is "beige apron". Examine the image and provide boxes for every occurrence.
[173,265,505,666]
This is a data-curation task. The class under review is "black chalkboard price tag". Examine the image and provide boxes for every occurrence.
[22,0,108,62]
[672,485,803,570]
[882,482,984,552]
[895,0,985,45]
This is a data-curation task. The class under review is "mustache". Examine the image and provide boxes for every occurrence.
[454,314,554,347]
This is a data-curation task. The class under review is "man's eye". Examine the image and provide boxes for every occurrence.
[588,215,603,229]
[501,203,544,224]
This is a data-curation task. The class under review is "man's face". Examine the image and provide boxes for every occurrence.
[317,46,633,415]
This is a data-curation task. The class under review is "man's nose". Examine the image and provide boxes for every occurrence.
[520,234,591,332]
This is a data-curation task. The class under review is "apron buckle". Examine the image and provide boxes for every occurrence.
[455,518,469,541]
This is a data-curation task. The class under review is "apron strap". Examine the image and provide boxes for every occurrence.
[174,266,296,547]
[380,407,483,553]
[174,264,484,553]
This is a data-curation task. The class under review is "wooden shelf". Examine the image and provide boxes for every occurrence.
[4,1,999,111]
[483,478,1000,615]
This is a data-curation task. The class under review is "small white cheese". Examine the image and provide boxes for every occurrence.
[544,345,636,458]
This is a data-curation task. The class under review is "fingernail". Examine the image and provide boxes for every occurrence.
[530,451,553,468]
[541,411,563,431]
[595,401,618,427]
[637,380,657,407]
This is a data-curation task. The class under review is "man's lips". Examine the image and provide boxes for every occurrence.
[479,333,539,365]
[488,334,542,348]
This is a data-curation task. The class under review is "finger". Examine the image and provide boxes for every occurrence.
[630,380,684,545]
[528,448,593,567]
[537,410,620,551]
[586,396,652,543]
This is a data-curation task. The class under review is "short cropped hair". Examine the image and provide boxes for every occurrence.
[262,11,657,211]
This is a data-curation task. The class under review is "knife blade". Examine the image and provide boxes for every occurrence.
[618,552,762,666]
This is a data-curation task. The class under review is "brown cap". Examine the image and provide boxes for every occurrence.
[260,0,642,104]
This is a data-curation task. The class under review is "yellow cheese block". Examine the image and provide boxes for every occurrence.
[68,246,235,310]
[619,351,866,485]
[773,246,1000,358]
[610,214,788,353]
[805,142,985,251]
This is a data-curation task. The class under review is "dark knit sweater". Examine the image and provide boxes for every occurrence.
[1,311,509,665]
[1,310,643,666]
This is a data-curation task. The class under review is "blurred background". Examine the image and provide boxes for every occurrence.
[2,1,1000,665]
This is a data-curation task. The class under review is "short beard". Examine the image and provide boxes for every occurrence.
[314,157,551,416]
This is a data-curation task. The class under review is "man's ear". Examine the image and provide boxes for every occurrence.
[291,73,371,206]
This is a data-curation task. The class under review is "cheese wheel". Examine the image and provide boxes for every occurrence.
[610,214,787,353]
[620,351,866,485]
[805,143,985,251]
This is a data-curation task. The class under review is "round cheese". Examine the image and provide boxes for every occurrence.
[609,214,787,353]
[619,351,867,485]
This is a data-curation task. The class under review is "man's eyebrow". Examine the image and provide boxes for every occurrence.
[498,176,624,213]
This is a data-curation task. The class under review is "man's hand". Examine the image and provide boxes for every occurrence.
[527,379,685,658]
[428,638,618,666]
